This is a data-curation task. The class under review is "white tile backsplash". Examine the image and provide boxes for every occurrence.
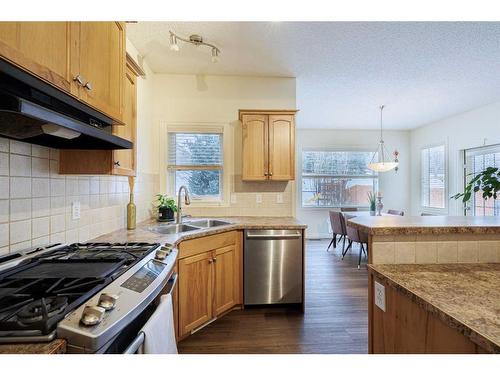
[10,199,31,221]
[10,219,31,244]
[10,154,31,177]
[10,177,31,198]
[32,178,50,198]
[0,176,8,199]
[0,152,8,176]
[0,200,8,223]
[0,137,158,254]
[9,140,31,156]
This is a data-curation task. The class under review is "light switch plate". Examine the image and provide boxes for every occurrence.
[374,281,386,312]
[256,194,262,204]
[71,201,81,220]
[276,193,283,204]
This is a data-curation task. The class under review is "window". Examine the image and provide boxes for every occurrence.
[464,144,500,216]
[421,145,446,209]
[301,151,378,208]
[168,132,223,201]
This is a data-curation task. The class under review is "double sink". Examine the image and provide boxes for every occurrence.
[149,219,232,235]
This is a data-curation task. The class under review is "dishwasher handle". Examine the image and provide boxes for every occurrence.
[245,230,302,239]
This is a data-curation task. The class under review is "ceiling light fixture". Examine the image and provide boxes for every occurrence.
[367,105,399,173]
[169,31,221,63]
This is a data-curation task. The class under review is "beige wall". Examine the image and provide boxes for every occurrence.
[152,74,297,217]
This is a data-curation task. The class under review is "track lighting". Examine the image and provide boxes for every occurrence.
[169,33,179,51]
[169,30,221,63]
[211,47,219,63]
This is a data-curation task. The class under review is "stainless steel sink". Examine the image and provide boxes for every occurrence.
[150,224,199,234]
[187,219,231,228]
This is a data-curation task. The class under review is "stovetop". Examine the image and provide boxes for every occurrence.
[0,242,160,341]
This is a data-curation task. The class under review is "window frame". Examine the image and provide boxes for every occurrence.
[300,148,379,209]
[160,122,231,207]
[420,143,447,213]
[463,143,500,216]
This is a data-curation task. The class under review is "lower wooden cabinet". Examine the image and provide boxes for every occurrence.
[177,231,242,339]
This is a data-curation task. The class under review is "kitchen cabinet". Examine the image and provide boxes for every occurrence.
[0,22,77,95]
[59,55,139,176]
[177,231,242,339]
[240,110,297,181]
[0,21,125,122]
[72,22,125,122]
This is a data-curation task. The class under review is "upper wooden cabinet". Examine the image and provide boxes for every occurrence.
[72,22,125,122]
[0,21,125,122]
[240,110,297,181]
[0,22,77,95]
[59,56,139,176]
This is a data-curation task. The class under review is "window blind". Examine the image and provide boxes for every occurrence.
[421,145,445,208]
[168,133,222,168]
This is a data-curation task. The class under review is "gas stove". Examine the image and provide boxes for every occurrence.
[0,242,177,352]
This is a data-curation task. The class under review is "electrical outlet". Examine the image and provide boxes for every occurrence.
[230,194,237,204]
[276,193,283,204]
[71,201,81,220]
[256,194,262,204]
[374,281,386,312]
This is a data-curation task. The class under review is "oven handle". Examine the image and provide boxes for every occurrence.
[164,272,178,295]
[123,272,178,354]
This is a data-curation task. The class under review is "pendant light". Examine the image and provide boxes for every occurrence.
[367,105,399,173]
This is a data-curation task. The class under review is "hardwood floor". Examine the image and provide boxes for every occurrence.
[177,238,369,354]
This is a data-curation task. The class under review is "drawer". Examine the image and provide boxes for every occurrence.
[178,230,239,259]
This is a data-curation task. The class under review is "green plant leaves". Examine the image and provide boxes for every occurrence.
[452,167,500,204]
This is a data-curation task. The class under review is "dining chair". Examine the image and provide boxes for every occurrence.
[327,211,348,253]
[343,215,368,269]
[340,207,358,212]
[387,209,404,216]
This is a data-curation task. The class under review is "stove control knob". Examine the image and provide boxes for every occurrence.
[98,293,119,311]
[155,248,169,261]
[80,305,105,326]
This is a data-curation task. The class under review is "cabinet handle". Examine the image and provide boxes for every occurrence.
[208,259,213,264]
[212,257,217,263]
[264,172,268,176]
[84,81,93,91]
[73,74,85,86]
[114,161,121,167]
[268,172,273,177]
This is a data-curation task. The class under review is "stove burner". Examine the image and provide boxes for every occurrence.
[17,296,68,324]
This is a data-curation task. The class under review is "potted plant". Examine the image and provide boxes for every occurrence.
[154,194,177,222]
[367,192,376,216]
[452,166,500,204]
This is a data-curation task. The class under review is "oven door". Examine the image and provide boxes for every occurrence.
[103,272,178,354]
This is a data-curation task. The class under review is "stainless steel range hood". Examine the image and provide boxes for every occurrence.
[0,59,132,150]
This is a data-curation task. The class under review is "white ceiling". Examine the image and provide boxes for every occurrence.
[127,22,500,130]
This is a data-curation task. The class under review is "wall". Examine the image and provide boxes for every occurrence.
[409,100,500,216]
[296,129,411,238]
[152,74,297,217]
[0,41,159,256]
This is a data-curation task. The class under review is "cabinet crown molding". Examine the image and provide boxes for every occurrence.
[238,109,299,121]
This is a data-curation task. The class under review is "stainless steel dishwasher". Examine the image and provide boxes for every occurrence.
[244,229,303,305]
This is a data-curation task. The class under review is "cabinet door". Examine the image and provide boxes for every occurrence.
[0,22,77,95]
[269,114,295,180]
[112,64,136,176]
[214,244,238,316]
[241,114,269,180]
[75,22,125,121]
[178,251,214,337]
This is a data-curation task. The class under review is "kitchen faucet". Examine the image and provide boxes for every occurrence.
[176,185,191,224]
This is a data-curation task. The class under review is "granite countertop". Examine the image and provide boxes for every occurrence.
[0,339,66,354]
[368,263,500,353]
[349,215,500,235]
[93,216,307,246]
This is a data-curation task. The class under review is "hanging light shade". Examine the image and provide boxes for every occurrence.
[367,105,399,173]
